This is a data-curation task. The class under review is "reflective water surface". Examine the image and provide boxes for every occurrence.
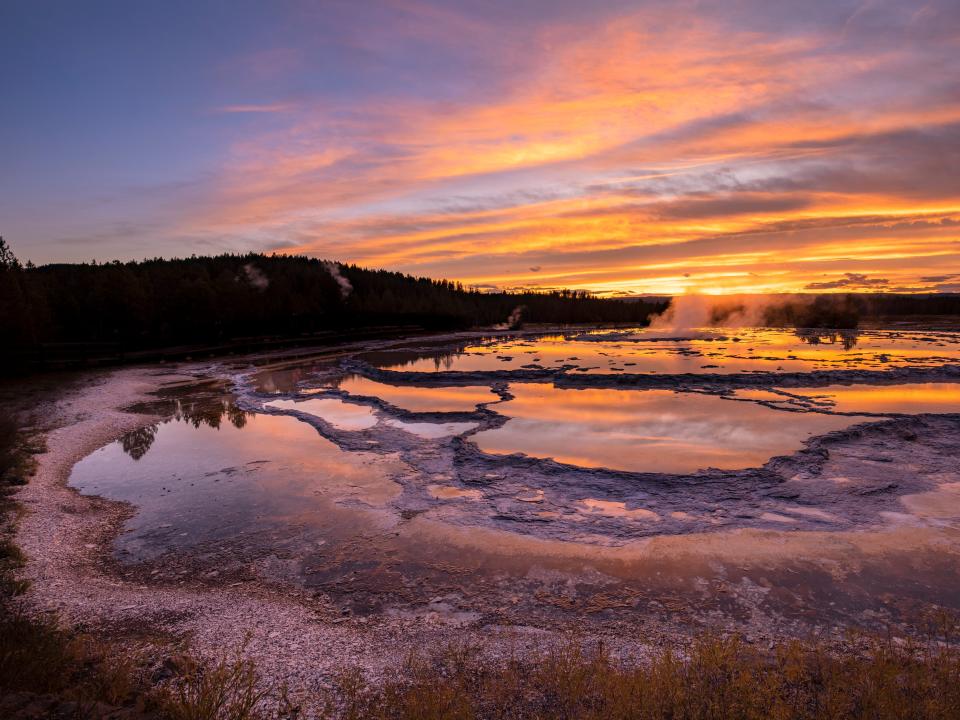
[264,397,378,430]
[70,410,405,562]
[733,383,960,415]
[332,376,499,412]
[470,384,864,473]
[67,323,960,631]
[366,328,960,375]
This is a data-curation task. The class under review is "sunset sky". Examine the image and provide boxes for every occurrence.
[2,0,959,295]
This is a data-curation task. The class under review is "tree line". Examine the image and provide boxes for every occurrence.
[0,239,665,368]
[761,293,960,328]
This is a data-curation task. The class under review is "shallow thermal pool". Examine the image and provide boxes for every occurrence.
[330,376,499,412]
[264,397,378,430]
[732,383,960,415]
[469,384,865,473]
[262,378,881,474]
[362,327,960,375]
[69,407,405,562]
[66,321,960,629]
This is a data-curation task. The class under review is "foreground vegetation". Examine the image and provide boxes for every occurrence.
[5,615,960,719]
[328,632,960,720]
[0,415,37,599]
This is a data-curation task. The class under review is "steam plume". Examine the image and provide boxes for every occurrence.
[495,305,526,330]
[242,263,269,291]
[323,261,353,299]
[647,295,765,333]
[646,294,859,335]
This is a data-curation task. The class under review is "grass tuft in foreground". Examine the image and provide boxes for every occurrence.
[153,643,278,720]
[0,415,38,598]
[6,627,960,719]
[0,603,283,719]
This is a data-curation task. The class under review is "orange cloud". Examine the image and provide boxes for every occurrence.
[179,2,960,295]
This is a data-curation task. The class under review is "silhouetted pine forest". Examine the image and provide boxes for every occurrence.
[0,239,664,368]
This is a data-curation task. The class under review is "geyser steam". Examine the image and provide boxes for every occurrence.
[495,305,526,330]
[242,263,269,291]
[323,261,353,299]
[647,294,860,334]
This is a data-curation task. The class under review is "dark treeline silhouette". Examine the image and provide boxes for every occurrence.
[762,294,863,329]
[4,238,959,370]
[763,293,960,329]
[679,293,960,330]
[857,293,960,317]
[0,239,664,369]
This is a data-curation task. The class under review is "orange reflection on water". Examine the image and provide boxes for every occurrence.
[265,397,378,430]
[374,329,960,376]
[336,376,498,412]
[69,412,404,561]
[472,384,860,473]
[787,383,960,415]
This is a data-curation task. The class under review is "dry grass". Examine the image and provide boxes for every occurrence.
[4,625,960,719]
[0,416,34,599]
[152,643,277,720]
[324,632,960,720]
[0,605,280,719]
[0,415,42,487]
[0,606,152,717]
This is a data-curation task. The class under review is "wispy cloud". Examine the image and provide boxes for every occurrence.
[805,273,891,291]
[215,103,297,114]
